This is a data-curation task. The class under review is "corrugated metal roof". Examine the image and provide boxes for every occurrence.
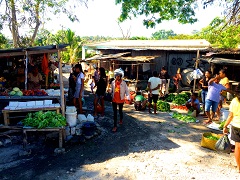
[83,40,211,50]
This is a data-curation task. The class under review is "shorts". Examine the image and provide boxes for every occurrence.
[148,94,158,104]
[95,94,104,99]
[231,125,240,142]
[205,99,218,112]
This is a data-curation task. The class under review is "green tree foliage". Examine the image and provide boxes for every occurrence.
[0,0,87,48]
[116,0,239,28]
[129,36,149,40]
[152,30,176,40]
[0,33,8,49]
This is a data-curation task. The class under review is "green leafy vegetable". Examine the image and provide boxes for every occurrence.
[22,111,66,128]
[156,100,170,112]
[165,93,175,102]
[219,120,226,130]
[172,112,196,123]
[205,135,220,141]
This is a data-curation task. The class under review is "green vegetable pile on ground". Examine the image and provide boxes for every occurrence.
[172,112,196,123]
[205,135,220,141]
[165,93,175,102]
[156,100,170,112]
[219,120,226,130]
[22,111,66,128]
[172,93,190,105]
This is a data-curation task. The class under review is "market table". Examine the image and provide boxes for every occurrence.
[22,127,64,149]
[2,107,61,126]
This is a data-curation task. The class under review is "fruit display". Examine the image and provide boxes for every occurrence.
[9,87,23,96]
[171,105,188,111]
[22,89,48,96]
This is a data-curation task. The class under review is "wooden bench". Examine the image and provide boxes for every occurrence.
[2,107,61,126]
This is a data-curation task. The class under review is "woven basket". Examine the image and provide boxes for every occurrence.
[200,132,222,151]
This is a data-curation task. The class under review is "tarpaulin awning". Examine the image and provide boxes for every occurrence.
[116,56,157,62]
[207,57,240,65]
[84,52,131,61]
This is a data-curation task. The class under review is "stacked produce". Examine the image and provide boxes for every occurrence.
[156,100,170,112]
[171,105,188,111]
[172,112,196,123]
[22,111,66,128]
[205,134,220,141]
[172,93,190,105]
[9,87,23,96]
[165,93,175,102]
[22,89,48,96]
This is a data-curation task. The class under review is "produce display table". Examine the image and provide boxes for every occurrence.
[2,107,61,126]
[23,127,64,149]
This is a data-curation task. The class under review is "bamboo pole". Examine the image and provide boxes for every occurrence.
[57,46,65,115]
[193,50,200,92]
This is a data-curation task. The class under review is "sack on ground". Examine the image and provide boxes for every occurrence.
[200,132,221,151]
[215,134,231,153]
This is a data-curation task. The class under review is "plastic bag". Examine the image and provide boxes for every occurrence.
[215,134,231,153]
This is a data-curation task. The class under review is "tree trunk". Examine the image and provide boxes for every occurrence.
[30,1,41,46]
[10,0,19,48]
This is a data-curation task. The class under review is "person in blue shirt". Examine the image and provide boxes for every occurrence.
[186,93,201,116]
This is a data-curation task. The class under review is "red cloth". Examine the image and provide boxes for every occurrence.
[112,81,125,103]
[41,54,50,75]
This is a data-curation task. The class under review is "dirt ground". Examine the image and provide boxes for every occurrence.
[0,89,239,180]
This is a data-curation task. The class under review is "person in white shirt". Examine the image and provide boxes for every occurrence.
[148,71,161,114]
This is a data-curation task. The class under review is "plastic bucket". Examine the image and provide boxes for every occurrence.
[82,122,96,136]
[66,106,76,113]
[65,112,77,127]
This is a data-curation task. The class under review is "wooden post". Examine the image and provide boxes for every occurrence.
[193,50,200,92]
[57,46,65,116]
[136,65,139,81]
[24,51,28,90]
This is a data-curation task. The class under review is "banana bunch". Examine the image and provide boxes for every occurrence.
[0,77,6,82]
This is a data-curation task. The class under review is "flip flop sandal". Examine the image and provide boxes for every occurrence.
[119,120,123,125]
[112,127,117,132]
[203,120,212,125]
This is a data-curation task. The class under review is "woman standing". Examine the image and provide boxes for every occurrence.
[111,69,130,132]
[73,64,85,114]
[199,70,212,115]
[93,67,107,118]
[223,84,240,173]
[216,68,230,120]
[159,66,169,97]
[173,68,182,94]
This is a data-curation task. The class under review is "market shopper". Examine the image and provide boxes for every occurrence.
[27,65,43,90]
[93,67,107,118]
[204,74,232,124]
[159,66,169,97]
[73,64,85,114]
[199,70,212,115]
[110,69,130,132]
[216,68,230,120]
[68,67,78,105]
[148,71,161,114]
[222,83,240,173]
[173,68,182,94]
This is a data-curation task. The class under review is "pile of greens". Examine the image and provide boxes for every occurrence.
[22,111,67,128]
[156,100,170,112]
[219,120,226,130]
[205,135,220,141]
[172,93,190,105]
[172,112,196,123]
[165,93,175,102]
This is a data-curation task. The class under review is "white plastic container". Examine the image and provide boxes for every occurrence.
[66,106,77,113]
[65,112,77,127]
[87,114,94,122]
[78,114,87,123]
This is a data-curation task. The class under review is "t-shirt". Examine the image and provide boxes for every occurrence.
[148,77,161,95]
[187,98,200,111]
[76,72,84,85]
[220,77,229,97]
[28,73,42,83]
[135,95,145,102]
[229,97,240,128]
[206,82,226,103]
[112,81,125,103]
[95,77,107,96]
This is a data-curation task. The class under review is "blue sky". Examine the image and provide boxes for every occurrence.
[3,0,224,38]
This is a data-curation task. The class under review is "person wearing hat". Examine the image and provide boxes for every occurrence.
[110,69,130,132]
[223,83,240,173]
[73,64,85,114]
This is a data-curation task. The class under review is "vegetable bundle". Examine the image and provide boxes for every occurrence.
[156,100,170,112]
[22,111,66,128]
[219,120,226,130]
[172,112,196,123]
[205,135,220,141]
[172,93,190,105]
[165,93,175,102]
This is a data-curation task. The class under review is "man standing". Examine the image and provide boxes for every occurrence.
[148,71,161,114]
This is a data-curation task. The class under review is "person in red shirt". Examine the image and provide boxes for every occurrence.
[110,69,130,132]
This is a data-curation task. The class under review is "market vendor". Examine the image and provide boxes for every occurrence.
[185,93,201,116]
[134,94,147,111]
[27,65,43,90]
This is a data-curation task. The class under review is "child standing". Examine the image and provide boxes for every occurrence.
[89,76,95,94]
